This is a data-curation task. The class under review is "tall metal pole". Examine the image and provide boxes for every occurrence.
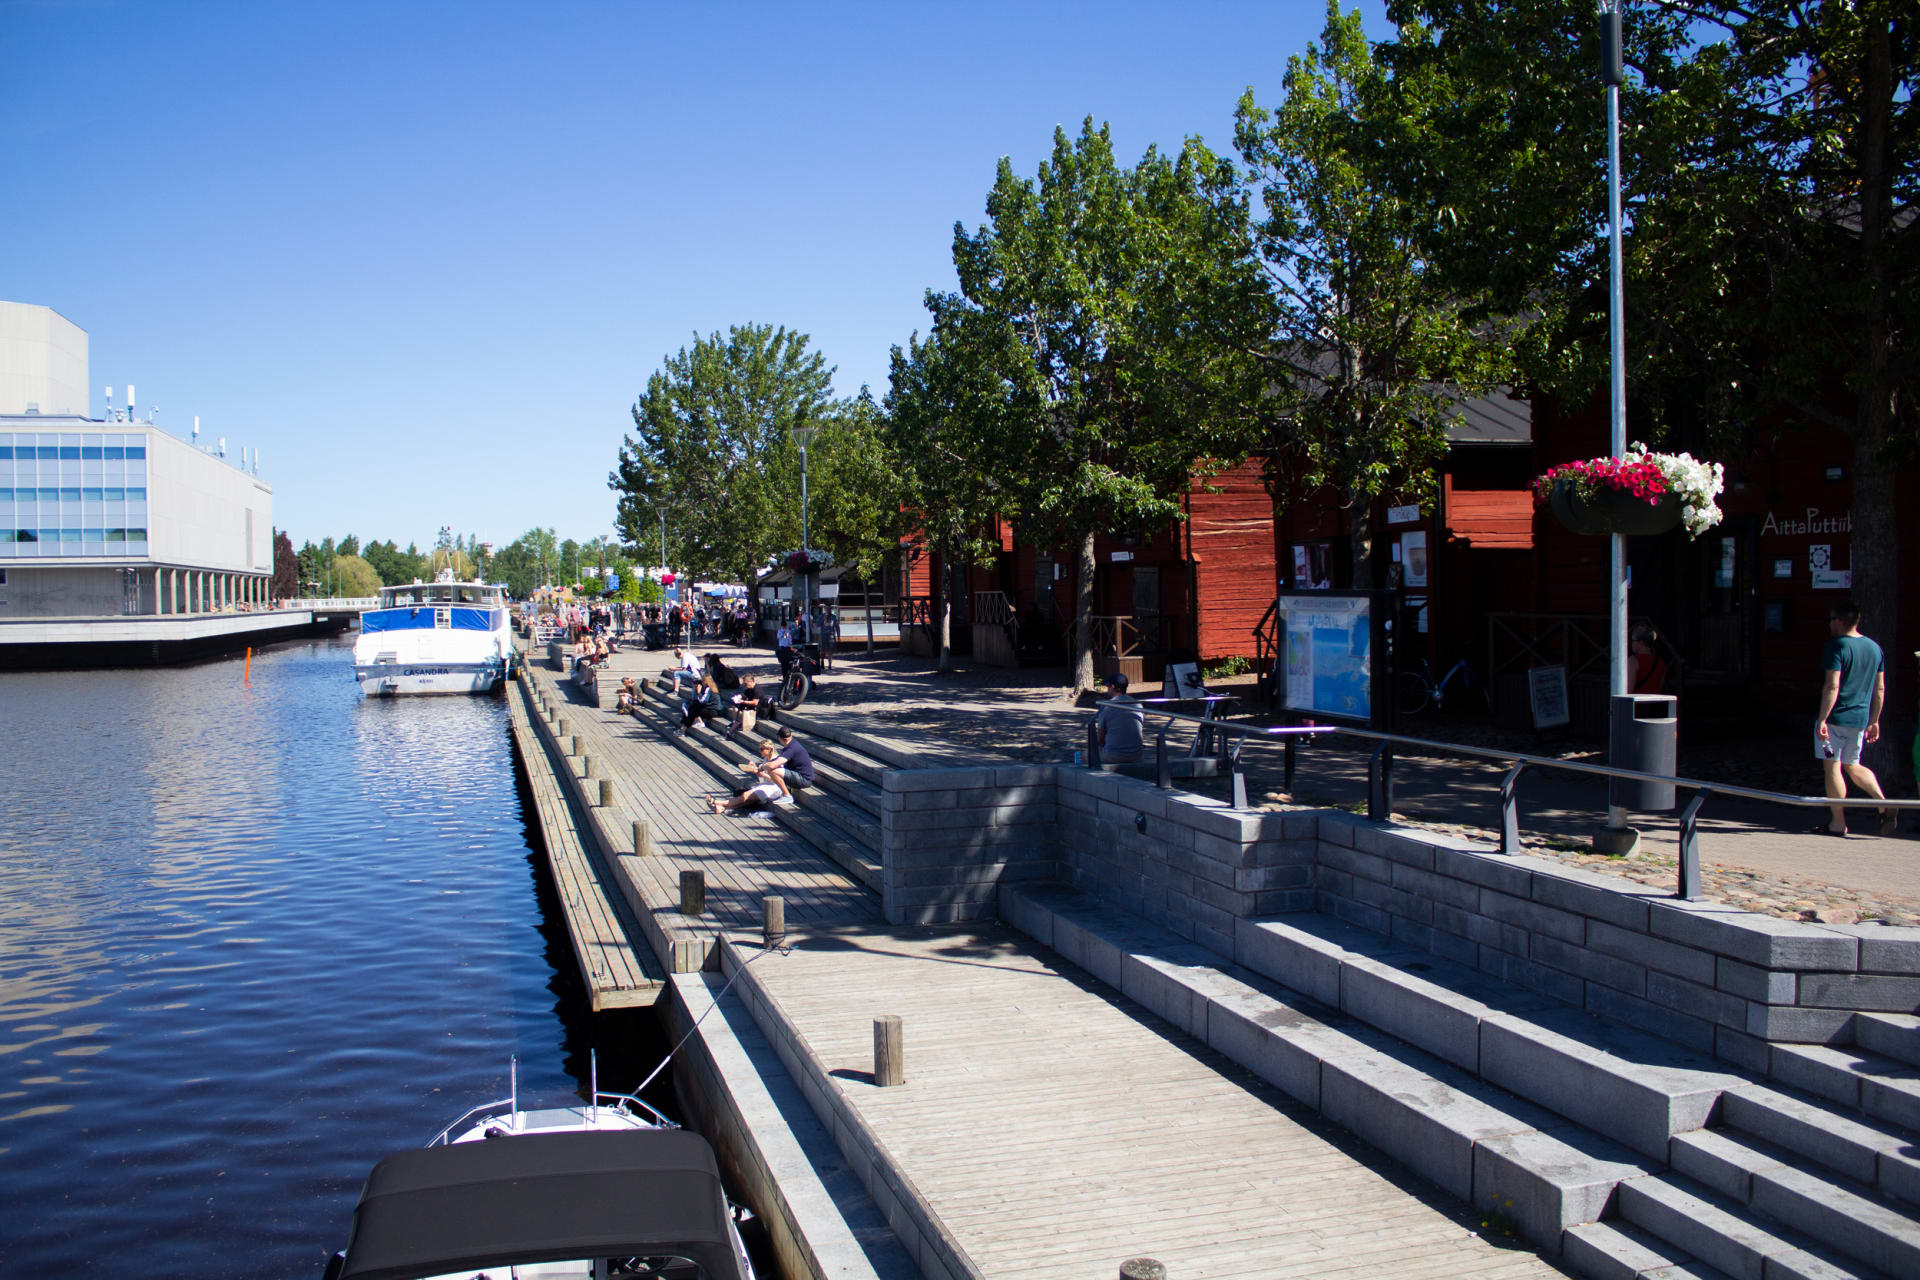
[800,439,811,630]
[1602,1,1632,840]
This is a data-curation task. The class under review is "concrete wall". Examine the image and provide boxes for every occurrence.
[878,765,1057,925]
[0,565,128,617]
[0,302,88,416]
[145,428,272,573]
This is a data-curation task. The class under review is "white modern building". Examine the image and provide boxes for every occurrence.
[0,302,274,619]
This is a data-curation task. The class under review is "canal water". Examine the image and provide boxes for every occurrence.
[0,635,679,1277]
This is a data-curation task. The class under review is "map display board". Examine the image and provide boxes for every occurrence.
[1275,592,1385,725]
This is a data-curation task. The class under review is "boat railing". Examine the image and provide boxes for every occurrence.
[425,1089,676,1146]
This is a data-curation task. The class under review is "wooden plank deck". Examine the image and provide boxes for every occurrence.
[506,681,663,1008]
[516,650,1565,1279]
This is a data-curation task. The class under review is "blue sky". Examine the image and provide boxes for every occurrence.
[2,0,1386,552]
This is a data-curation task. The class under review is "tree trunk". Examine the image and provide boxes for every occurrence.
[864,573,875,657]
[1849,14,1901,780]
[1072,530,1098,695]
[937,551,954,671]
[1349,496,1375,589]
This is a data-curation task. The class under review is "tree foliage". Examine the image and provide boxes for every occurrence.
[1236,1,1507,583]
[930,119,1272,689]
[330,554,382,597]
[272,529,298,600]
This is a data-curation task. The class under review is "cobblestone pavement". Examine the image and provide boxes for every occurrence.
[695,643,1920,927]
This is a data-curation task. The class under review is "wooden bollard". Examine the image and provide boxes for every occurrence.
[631,819,652,856]
[557,717,570,738]
[679,870,706,916]
[873,1015,904,1087]
[568,735,581,757]
[763,896,785,949]
[1119,1262,1166,1280]
[582,754,596,779]
[599,778,615,807]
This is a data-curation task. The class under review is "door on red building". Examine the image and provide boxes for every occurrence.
[1132,566,1161,655]
[1693,516,1758,682]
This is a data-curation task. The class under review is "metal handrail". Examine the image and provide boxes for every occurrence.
[1084,702,1920,900]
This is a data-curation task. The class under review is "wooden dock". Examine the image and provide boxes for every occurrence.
[511,648,1565,1280]
[506,679,663,1009]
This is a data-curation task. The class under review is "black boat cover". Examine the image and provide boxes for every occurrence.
[337,1128,745,1280]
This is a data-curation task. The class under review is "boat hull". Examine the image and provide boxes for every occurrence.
[354,660,503,696]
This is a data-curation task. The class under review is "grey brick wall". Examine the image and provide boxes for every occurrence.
[878,765,1058,925]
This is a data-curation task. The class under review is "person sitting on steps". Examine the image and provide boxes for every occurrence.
[662,647,699,693]
[729,673,771,730]
[772,726,814,790]
[1092,672,1146,764]
[613,676,638,714]
[709,740,794,813]
[679,674,722,734]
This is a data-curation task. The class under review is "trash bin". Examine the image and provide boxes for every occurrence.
[1610,693,1677,811]
[643,622,667,650]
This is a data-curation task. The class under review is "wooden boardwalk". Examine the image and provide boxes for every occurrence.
[517,648,1565,1279]
[505,682,662,1007]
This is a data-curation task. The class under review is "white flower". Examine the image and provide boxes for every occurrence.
[1626,442,1725,539]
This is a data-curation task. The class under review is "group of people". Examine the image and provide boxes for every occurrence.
[709,726,815,813]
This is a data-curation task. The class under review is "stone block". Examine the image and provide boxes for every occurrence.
[1847,924,1920,975]
[1339,957,1485,1072]
[1205,987,1330,1108]
[1248,836,1319,867]
[1714,1024,1772,1074]
[1472,1126,1647,1253]
[1315,812,1361,848]
[1431,844,1534,897]
[1234,863,1313,892]
[1560,1220,1694,1280]
[1479,888,1587,945]
[1750,1161,1920,1279]
[1478,947,1584,1006]
[1373,829,1440,871]
[1253,888,1316,915]
[1316,841,1392,885]
[1479,1012,1730,1160]
[1119,952,1212,1039]
[883,766,999,793]
[1281,810,1321,840]
[1320,892,1391,937]
[1048,913,1123,988]
[1797,972,1920,1012]
[898,789,960,811]
[1585,918,1717,986]
[1746,1003,1855,1044]
[1855,1012,1920,1068]
[1718,1083,1891,1187]
[1235,917,1342,1006]
[1389,861,1481,911]
[1715,957,1797,1005]
[1585,983,1716,1055]
[1531,934,1647,998]
[1527,864,1660,933]
[1393,914,1479,968]
[1348,870,1432,926]
[991,764,1057,787]
[996,885,1054,947]
[1439,904,1527,959]
[1647,970,1750,1030]
[1648,901,1860,971]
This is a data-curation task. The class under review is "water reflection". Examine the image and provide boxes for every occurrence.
[0,637,672,1277]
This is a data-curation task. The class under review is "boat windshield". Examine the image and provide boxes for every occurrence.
[378,583,504,608]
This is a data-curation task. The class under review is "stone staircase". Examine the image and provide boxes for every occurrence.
[1000,882,1920,1279]
[628,680,888,892]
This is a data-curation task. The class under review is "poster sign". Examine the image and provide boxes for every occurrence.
[1292,545,1311,585]
[1276,593,1377,723]
[1400,530,1428,588]
[1810,544,1851,589]
[1387,503,1421,525]
[1528,665,1570,729]
[1163,662,1205,699]
[1772,558,1792,579]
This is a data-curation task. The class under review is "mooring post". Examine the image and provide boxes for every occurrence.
[569,735,581,758]
[557,717,570,739]
[763,895,785,949]
[631,819,652,856]
[679,870,706,916]
[873,1015,904,1087]
[598,778,614,807]
[582,755,595,779]
[1120,1260,1166,1280]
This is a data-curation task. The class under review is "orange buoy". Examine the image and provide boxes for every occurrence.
[244,647,252,684]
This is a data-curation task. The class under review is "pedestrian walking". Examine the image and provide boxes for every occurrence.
[1813,601,1892,837]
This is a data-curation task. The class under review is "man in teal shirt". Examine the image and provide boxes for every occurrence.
[1814,601,1890,836]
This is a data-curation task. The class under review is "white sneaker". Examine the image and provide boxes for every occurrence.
[773,793,796,806]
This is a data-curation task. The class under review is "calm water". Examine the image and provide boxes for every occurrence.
[0,635,676,1278]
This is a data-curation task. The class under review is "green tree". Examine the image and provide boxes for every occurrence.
[296,540,324,594]
[806,390,911,653]
[1382,0,1916,710]
[935,119,1272,691]
[611,323,840,590]
[272,529,298,600]
[490,541,538,598]
[558,538,581,586]
[1236,1,1506,586]
[337,533,360,558]
[331,554,382,597]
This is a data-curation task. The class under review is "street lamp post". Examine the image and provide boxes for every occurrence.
[1598,0,1636,854]
[792,422,821,636]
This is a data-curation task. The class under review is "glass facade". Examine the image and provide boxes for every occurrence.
[0,432,149,558]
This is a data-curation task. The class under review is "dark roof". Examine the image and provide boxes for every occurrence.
[1445,388,1531,445]
[338,1129,745,1280]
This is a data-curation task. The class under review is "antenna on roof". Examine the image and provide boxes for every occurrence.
[218,436,226,457]
[104,386,114,420]
[127,385,136,420]
[193,415,200,444]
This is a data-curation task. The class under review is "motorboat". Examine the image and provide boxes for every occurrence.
[354,576,516,696]
[322,1061,756,1280]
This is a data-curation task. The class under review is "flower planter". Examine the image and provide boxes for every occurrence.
[1548,479,1683,537]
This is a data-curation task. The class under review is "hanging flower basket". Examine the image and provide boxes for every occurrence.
[782,548,834,574]
[1535,445,1725,539]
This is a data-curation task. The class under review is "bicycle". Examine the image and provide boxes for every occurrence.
[777,643,824,710]
[1397,657,1490,717]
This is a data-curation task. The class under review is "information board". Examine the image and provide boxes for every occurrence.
[1275,592,1381,724]
[1528,665,1570,729]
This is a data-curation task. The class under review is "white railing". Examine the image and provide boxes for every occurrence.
[296,597,381,610]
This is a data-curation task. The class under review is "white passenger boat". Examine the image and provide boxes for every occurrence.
[353,577,515,696]
[322,1060,757,1280]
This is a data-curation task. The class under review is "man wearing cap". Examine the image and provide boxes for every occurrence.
[1093,673,1147,763]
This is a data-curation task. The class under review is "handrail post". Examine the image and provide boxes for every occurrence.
[1498,763,1529,854]
[1368,743,1394,820]
[1677,793,1707,900]
[1156,725,1171,789]
[1229,741,1247,810]
[1283,735,1297,795]
[1085,721,1101,770]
